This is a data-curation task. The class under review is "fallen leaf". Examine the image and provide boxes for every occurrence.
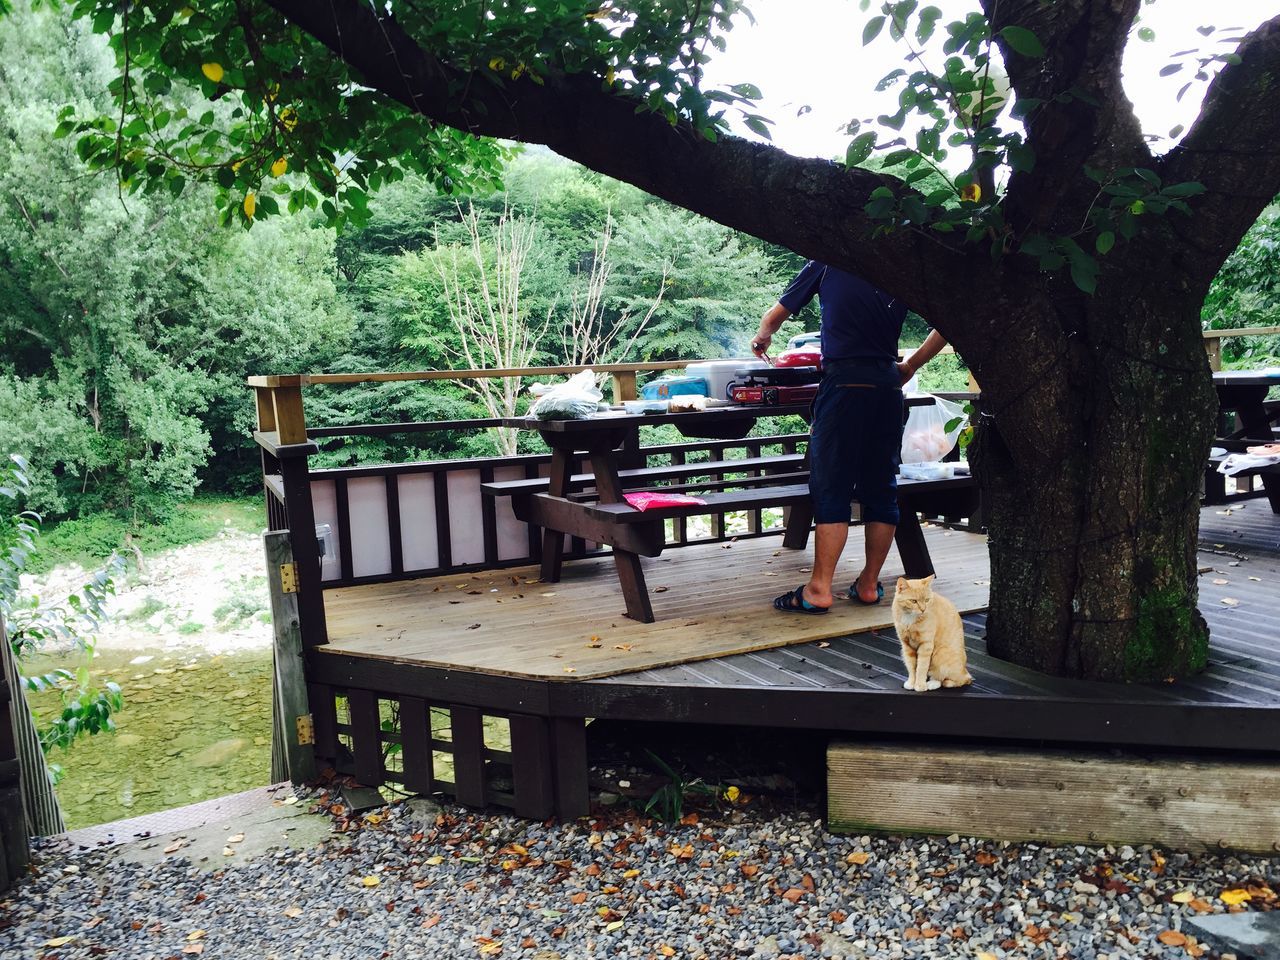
[623,869,640,879]
[182,945,205,956]
[163,840,186,854]
[659,947,676,957]
[817,641,830,648]
[904,927,921,940]
[845,851,870,865]
[1249,576,1262,582]
[1221,597,1240,606]
[221,846,235,856]
[781,888,805,903]
[741,864,759,878]
[421,915,441,929]
[45,936,77,948]
[1172,890,1195,903]
[362,875,381,887]
[541,592,558,597]
[563,667,576,674]
[654,586,669,593]
[364,813,382,825]
[605,920,624,932]
[1212,578,1229,585]
[187,930,207,942]
[679,813,699,826]
[1220,888,1251,905]
[84,917,104,929]
[613,643,634,652]
[974,850,999,866]
[1188,898,1214,914]
[976,954,998,960]
[283,906,303,918]
[521,938,536,949]
[570,892,588,905]
[1157,930,1187,946]
[586,638,602,648]
[425,855,444,865]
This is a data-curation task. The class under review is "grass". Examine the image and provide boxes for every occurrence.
[26,495,264,574]
[123,596,166,623]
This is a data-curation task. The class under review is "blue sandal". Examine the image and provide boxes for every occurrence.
[848,581,884,605]
[773,585,829,615]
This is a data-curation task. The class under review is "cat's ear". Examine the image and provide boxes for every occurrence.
[922,574,936,587]
[896,577,908,591]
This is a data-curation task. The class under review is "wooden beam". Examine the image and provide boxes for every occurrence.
[264,531,318,786]
[828,742,1280,853]
[611,370,639,403]
[271,385,308,445]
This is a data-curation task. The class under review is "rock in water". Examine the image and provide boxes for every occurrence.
[191,738,247,768]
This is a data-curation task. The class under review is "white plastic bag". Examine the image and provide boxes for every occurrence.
[529,369,603,420]
[900,394,966,464]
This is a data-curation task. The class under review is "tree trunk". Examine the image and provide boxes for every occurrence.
[970,289,1216,681]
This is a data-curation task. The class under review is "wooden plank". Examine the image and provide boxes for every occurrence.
[551,717,590,820]
[247,362,686,388]
[828,742,1280,853]
[309,682,340,766]
[346,688,385,786]
[398,697,434,795]
[279,457,328,646]
[265,531,318,786]
[335,477,354,581]
[450,706,488,807]
[319,529,990,680]
[509,715,555,819]
[433,471,453,570]
[272,385,309,445]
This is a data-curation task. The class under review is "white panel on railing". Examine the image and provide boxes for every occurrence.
[348,477,392,578]
[447,469,485,565]
[493,465,530,562]
[397,473,439,572]
[311,479,342,582]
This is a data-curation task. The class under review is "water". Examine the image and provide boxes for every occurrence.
[23,646,274,830]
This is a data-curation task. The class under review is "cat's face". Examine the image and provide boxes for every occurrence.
[894,575,935,612]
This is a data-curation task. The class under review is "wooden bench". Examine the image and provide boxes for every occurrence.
[479,453,807,499]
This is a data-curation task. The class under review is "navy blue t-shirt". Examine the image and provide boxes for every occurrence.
[778,261,907,362]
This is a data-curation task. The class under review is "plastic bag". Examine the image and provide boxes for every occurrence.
[529,369,603,420]
[623,492,707,512]
[1218,452,1280,476]
[900,394,966,464]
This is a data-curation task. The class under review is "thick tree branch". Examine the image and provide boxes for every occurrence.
[987,0,1150,233]
[1160,14,1280,285]
[259,0,975,322]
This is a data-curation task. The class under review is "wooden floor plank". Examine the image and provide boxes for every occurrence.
[322,528,992,680]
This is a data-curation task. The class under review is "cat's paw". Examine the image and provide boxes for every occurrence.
[925,679,942,691]
[911,681,929,692]
[903,679,913,690]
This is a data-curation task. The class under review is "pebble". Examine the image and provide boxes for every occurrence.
[0,803,1275,959]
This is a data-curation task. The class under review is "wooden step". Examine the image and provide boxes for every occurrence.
[827,742,1280,853]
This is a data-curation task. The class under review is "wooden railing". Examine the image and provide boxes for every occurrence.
[1202,325,1280,371]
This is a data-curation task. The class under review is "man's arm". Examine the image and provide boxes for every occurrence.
[751,303,791,362]
[898,328,948,386]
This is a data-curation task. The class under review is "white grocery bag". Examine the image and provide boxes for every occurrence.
[900,394,966,464]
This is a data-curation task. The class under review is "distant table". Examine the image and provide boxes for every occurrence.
[1212,370,1280,512]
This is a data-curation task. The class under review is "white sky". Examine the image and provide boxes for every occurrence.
[700,0,1273,163]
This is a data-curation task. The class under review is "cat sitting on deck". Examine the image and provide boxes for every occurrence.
[892,575,972,692]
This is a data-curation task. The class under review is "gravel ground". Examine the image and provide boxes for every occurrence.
[1,796,1276,960]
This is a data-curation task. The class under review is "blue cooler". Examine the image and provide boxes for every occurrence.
[641,375,709,400]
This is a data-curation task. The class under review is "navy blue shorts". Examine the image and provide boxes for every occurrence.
[807,359,904,525]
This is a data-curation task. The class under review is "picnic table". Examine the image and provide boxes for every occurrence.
[489,399,969,622]
[1211,370,1280,512]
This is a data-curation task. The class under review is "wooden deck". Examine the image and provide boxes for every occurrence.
[322,526,990,680]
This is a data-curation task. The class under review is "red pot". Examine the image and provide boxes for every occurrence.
[775,348,822,370]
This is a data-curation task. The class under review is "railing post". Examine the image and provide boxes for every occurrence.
[1204,336,1222,372]
[265,532,318,786]
[611,371,638,404]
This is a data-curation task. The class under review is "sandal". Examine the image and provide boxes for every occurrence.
[773,584,829,615]
[847,580,885,605]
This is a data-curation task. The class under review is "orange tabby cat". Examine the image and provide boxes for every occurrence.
[892,575,972,692]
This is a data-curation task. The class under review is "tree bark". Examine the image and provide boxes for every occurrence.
[970,265,1215,680]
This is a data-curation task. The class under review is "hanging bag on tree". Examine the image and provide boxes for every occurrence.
[900,394,967,464]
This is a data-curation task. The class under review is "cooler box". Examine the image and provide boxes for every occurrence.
[641,375,708,400]
[685,359,768,401]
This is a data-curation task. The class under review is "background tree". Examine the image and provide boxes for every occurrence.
[1202,196,1280,365]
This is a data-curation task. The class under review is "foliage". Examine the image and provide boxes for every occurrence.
[642,750,717,825]
[1203,197,1280,364]
[1,456,125,784]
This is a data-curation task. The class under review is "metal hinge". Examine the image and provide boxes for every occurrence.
[295,713,315,745]
[279,562,299,593]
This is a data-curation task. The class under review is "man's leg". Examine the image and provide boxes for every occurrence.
[804,521,849,607]
[853,520,895,602]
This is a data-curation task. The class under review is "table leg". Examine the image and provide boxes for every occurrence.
[782,499,813,550]
[590,450,655,623]
[540,449,572,582]
[894,502,935,578]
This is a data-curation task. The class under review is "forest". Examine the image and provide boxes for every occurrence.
[1,6,1276,535]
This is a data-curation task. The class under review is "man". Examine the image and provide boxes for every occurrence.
[750,261,947,613]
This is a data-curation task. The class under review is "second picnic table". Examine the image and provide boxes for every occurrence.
[487,399,970,622]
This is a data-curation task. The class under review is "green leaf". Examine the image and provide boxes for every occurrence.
[862,16,886,45]
[1137,26,1156,42]
[1159,63,1184,77]
[1095,231,1115,255]
[1000,25,1045,58]
[844,131,877,166]
[730,82,762,100]
[743,116,772,140]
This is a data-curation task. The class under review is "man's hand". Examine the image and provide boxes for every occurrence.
[750,332,773,362]
[897,360,914,386]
